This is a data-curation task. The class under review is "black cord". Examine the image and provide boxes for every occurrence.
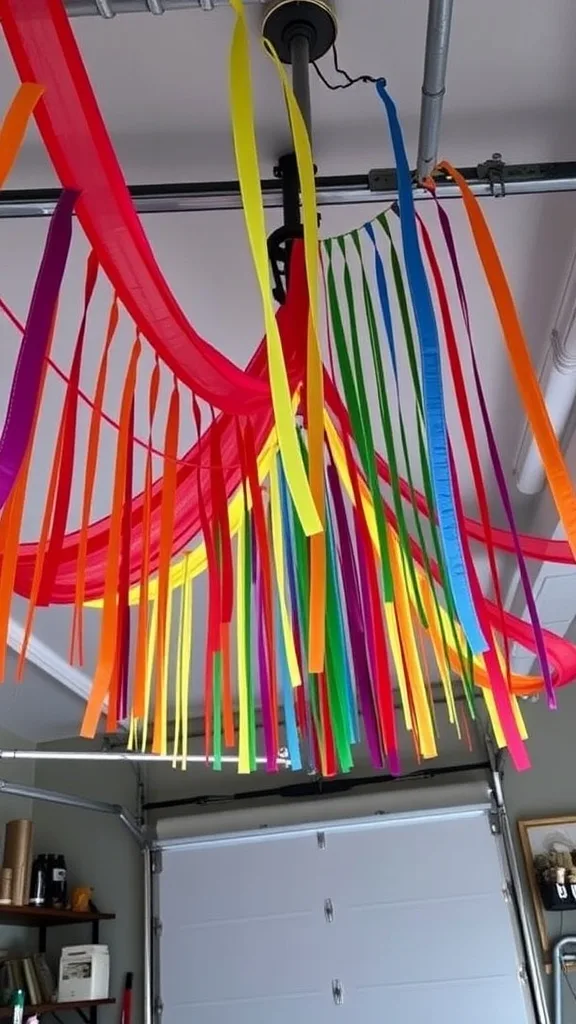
[312,43,384,91]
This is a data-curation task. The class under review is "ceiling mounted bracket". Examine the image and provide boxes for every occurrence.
[477,152,507,198]
[262,0,337,65]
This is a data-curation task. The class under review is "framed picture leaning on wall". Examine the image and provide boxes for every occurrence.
[518,815,576,967]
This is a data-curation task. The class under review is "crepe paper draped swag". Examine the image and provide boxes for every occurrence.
[0,0,269,411]
[1,0,576,770]
[0,190,76,514]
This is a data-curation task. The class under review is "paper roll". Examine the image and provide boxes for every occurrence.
[3,820,34,906]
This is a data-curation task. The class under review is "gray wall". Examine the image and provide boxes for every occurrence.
[31,742,144,1024]
[503,684,576,1024]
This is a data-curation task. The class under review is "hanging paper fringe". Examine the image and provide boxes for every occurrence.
[1,0,575,775]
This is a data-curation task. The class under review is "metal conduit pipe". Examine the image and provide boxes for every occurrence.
[0,749,290,766]
[416,0,455,181]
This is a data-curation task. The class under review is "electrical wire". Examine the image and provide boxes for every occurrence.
[312,44,383,91]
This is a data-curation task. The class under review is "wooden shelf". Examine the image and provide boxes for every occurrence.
[0,998,115,1018]
[0,905,115,928]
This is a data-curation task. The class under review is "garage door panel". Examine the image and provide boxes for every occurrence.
[160,910,327,1004]
[160,835,323,924]
[321,812,504,901]
[167,991,332,1024]
[333,893,519,986]
[156,808,533,1024]
[352,975,528,1022]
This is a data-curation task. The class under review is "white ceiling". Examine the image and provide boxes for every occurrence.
[0,0,575,736]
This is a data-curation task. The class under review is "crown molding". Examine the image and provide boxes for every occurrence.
[7,618,93,702]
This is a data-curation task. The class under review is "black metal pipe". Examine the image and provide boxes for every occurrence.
[143,759,491,811]
[3,163,576,218]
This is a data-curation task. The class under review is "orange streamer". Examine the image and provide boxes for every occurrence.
[439,161,576,557]
[71,294,119,666]
[81,337,141,737]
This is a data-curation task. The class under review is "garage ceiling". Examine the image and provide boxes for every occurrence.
[0,0,575,735]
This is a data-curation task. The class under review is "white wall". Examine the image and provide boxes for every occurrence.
[31,741,144,1024]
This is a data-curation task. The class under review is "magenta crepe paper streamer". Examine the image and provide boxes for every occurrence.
[327,462,383,768]
[431,201,555,708]
[0,189,77,510]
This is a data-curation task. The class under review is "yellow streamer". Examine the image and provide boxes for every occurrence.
[140,597,158,753]
[179,555,193,770]
[265,41,326,671]
[228,0,321,538]
[388,532,436,758]
[269,455,302,690]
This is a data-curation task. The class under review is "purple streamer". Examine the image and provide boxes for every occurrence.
[256,572,277,772]
[434,200,555,707]
[327,462,383,769]
[0,190,77,510]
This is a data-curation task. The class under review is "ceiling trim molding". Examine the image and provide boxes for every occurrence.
[7,618,92,702]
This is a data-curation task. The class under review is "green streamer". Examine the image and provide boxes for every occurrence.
[326,237,393,601]
[378,214,476,712]
[349,228,427,627]
[324,506,354,771]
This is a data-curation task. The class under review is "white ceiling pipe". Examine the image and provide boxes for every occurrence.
[0,749,291,765]
[515,249,576,495]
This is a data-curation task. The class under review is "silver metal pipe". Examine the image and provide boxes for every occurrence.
[119,807,148,845]
[143,846,153,1024]
[416,0,455,181]
[0,777,122,816]
[64,0,257,13]
[0,749,290,765]
[3,166,576,218]
[290,33,312,142]
[554,937,576,1024]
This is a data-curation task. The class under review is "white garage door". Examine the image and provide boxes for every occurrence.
[155,806,534,1023]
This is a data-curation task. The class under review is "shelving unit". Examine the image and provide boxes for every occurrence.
[0,999,115,1021]
[0,905,116,1022]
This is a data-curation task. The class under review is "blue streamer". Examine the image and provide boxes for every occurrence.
[275,595,302,771]
[375,80,487,654]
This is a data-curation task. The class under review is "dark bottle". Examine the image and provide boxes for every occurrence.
[49,851,68,909]
[29,854,47,907]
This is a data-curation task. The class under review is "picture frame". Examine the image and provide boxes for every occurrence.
[518,815,576,968]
